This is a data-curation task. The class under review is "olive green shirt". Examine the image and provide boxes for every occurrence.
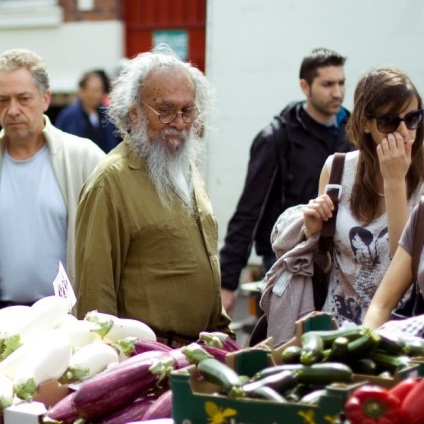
[75,138,232,338]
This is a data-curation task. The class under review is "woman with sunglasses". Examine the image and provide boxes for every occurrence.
[263,67,424,334]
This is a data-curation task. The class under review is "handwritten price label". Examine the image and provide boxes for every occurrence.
[53,261,77,310]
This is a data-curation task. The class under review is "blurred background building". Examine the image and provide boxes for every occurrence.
[0,0,206,121]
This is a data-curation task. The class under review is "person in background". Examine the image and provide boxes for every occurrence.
[363,200,424,329]
[267,66,424,333]
[220,47,352,316]
[55,69,120,153]
[74,45,233,347]
[0,48,105,307]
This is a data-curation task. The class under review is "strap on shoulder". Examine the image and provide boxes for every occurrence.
[412,196,424,281]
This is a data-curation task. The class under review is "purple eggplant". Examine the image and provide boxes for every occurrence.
[94,396,155,424]
[45,391,79,424]
[142,390,173,420]
[72,354,174,421]
[199,332,242,352]
[118,338,172,357]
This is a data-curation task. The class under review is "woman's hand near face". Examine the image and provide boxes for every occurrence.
[303,194,334,239]
[376,131,413,184]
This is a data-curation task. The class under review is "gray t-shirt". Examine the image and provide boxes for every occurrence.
[0,145,67,303]
[399,203,424,287]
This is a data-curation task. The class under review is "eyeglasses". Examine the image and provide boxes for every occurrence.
[142,101,200,124]
[367,109,424,134]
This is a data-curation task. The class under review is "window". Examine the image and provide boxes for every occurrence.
[0,0,63,29]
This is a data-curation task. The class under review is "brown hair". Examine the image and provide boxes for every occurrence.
[347,67,424,224]
[299,47,346,85]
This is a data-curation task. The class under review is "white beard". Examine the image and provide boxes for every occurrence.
[130,114,201,214]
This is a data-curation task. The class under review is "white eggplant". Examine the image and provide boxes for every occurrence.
[58,313,78,326]
[0,329,68,380]
[59,318,102,349]
[13,332,72,401]
[63,343,119,382]
[84,311,156,342]
[22,296,70,338]
[0,305,31,336]
[0,374,14,410]
[0,343,32,380]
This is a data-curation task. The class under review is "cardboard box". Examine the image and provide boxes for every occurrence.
[171,315,362,424]
[268,311,421,389]
[171,358,365,424]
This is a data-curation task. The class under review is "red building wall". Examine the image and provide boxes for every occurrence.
[123,0,206,71]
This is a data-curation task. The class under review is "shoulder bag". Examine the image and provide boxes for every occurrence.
[248,153,345,346]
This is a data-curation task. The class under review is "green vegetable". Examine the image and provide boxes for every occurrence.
[368,352,411,373]
[300,332,324,365]
[345,329,381,358]
[303,326,365,348]
[297,362,353,385]
[323,336,349,362]
[281,345,302,364]
[197,358,244,397]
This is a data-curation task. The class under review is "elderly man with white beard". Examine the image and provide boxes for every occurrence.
[74,45,234,347]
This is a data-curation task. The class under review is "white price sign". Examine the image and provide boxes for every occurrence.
[52,261,77,310]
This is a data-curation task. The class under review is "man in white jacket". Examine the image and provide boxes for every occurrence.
[0,48,105,307]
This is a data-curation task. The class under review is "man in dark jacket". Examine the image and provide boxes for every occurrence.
[220,48,353,315]
[55,69,120,153]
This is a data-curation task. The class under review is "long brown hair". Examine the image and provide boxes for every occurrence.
[347,67,424,224]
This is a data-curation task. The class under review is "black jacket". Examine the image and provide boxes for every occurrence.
[220,101,353,291]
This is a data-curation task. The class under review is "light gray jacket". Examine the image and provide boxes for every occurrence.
[0,115,105,286]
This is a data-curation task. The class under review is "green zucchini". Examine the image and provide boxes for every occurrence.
[375,331,406,355]
[345,329,381,358]
[281,345,302,364]
[297,362,353,385]
[368,352,411,373]
[303,326,365,348]
[197,358,244,397]
[300,333,324,365]
[323,336,349,362]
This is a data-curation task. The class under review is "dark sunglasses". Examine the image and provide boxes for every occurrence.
[367,109,424,134]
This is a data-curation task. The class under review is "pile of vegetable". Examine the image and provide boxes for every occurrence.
[281,325,424,377]
[0,296,242,423]
[196,356,354,405]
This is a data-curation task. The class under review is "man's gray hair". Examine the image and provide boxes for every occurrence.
[108,44,214,137]
[0,48,50,94]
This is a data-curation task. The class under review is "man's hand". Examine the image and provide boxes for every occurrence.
[221,288,236,317]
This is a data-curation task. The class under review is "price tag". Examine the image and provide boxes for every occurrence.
[52,261,77,310]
